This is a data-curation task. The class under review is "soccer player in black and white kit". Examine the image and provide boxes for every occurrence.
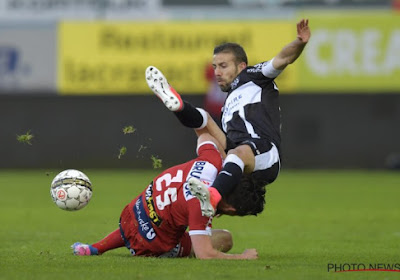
[146,19,311,217]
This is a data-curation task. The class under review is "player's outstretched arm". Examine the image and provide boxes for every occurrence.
[190,234,258,260]
[272,18,311,70]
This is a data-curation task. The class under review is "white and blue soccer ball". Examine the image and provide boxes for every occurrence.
[50,169,93,211]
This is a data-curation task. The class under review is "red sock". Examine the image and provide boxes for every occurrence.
[92,228,125,254]
[209,187,222,209]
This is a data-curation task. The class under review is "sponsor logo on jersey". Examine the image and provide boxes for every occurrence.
[225,93,243,108]
[223,93,243,116]
[184,161,214,201]
[247,63,264,73]
[183,182,194,201]
[145,183,162,227]
[230,77,239,90]
[133,197,157,242]
[189,161,207,179]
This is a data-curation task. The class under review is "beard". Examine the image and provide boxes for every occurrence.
[219,83,231,92]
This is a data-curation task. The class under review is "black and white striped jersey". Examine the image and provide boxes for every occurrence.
[221,60,282,150]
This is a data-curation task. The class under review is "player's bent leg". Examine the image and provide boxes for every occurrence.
[71,242,99,256]
[187,177,217,217]
[194,111,227,152]
[145,66,183,111]
[211,229,233,253]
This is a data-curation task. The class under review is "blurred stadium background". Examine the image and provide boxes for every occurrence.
[1,0,399,170]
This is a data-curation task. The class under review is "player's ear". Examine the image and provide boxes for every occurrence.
[218,200,237,215]
[238,62,247,72]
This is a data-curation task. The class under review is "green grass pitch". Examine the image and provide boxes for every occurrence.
[0,169,399,280]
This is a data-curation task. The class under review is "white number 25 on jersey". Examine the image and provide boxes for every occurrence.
[154,170,183,210]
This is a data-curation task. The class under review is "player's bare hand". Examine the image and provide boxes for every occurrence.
[297,18,311,43]
[242,248,258,259]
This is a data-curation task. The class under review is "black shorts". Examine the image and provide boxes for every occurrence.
[226,137,280,186]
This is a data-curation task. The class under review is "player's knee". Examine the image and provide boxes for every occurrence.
[228,145,255,171]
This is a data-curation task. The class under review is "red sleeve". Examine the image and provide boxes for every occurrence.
[187,198,213,236]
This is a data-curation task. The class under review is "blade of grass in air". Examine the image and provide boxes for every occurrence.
[118,146,127,159]
[16,131,34,145]
[151,155,162,169]
[122,126,136,135]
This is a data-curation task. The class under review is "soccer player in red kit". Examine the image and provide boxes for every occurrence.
[73,131,264,259]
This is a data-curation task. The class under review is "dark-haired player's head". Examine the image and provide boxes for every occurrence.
[218,174,266,216]
[212,42,248,92]
[214,43,248,65]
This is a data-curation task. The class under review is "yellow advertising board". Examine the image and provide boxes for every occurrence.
[58,21,295,94]
[58,13,400,95]
[297,11,400,93]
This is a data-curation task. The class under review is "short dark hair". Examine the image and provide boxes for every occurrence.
[213,42,248,65]
[225,174,266,216]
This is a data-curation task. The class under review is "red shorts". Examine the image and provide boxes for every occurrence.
[119,204,192,257]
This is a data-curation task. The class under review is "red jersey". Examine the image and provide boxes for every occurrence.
[119,141,223,256]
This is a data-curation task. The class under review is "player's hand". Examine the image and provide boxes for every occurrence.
[242,248,258,259]
[297,19,311,44]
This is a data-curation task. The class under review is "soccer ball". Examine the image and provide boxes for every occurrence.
[50,169,93,211]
